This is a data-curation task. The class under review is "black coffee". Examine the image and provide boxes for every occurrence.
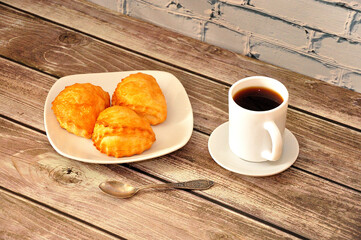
[233,87,283,111]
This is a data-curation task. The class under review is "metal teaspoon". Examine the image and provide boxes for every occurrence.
[99,179,214,198]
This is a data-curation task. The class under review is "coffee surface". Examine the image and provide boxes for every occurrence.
[233,87,283,111]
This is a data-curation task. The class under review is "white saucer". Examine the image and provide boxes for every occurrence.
[208,122,299,177]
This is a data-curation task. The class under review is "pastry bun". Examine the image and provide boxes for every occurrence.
[92,106,156,158]
[112,72,167,125]
[52,83,110,138]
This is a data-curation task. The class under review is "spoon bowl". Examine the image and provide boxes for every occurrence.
[99,181,140,198]
[99,179,214,198]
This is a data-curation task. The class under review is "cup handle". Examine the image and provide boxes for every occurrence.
[262,121,283,161]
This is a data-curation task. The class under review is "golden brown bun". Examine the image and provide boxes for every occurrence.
[52,83,110,138]
[92,106,156,158]
[112,73,167,125]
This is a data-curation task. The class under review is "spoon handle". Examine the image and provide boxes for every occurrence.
[140,179,214,190]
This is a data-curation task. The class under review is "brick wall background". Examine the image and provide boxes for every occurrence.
[87,0,361,93]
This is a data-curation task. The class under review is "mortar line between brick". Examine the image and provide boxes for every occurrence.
[314,0,361,12]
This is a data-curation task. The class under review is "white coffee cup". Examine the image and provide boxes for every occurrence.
[228,76,289,162]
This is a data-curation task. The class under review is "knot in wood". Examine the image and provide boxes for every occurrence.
[304,79,317,89]
[51,166,83,185]
[58,32,83,45]
[353,97,361,107]
[205,45,223,55]
[207,231,232,240]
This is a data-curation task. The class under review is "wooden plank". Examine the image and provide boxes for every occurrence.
[1,59,361,239]
[0,118,296,240]
[2,1,361,130]
[286,109,361,184]
[0,189,120,240]
[133,130,361,240]
[1,33,360,192]
[0,57,226,135]
[1,114,361,239]
[0,5,360,238]
[0,59,51,130]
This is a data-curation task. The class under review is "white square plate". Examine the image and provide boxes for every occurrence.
[44,71,193,164]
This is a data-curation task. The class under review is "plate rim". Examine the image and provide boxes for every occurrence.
[44,70,193,164]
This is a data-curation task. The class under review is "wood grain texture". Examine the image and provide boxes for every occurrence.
[1,2,361,240]
[0,59,361,239]
[0,118,296,240]
[0,58,51,130]
[0,30,360,192]
[132,131,361,240]
[2,0,361,130]
[0,189,119,240]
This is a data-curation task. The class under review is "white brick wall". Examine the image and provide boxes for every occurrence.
[220,3,308,47]
[87,0,361,93]
[127,0,203,40]
[250,0,350,34]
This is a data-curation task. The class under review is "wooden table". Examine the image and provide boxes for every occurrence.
[1,1,360,239]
